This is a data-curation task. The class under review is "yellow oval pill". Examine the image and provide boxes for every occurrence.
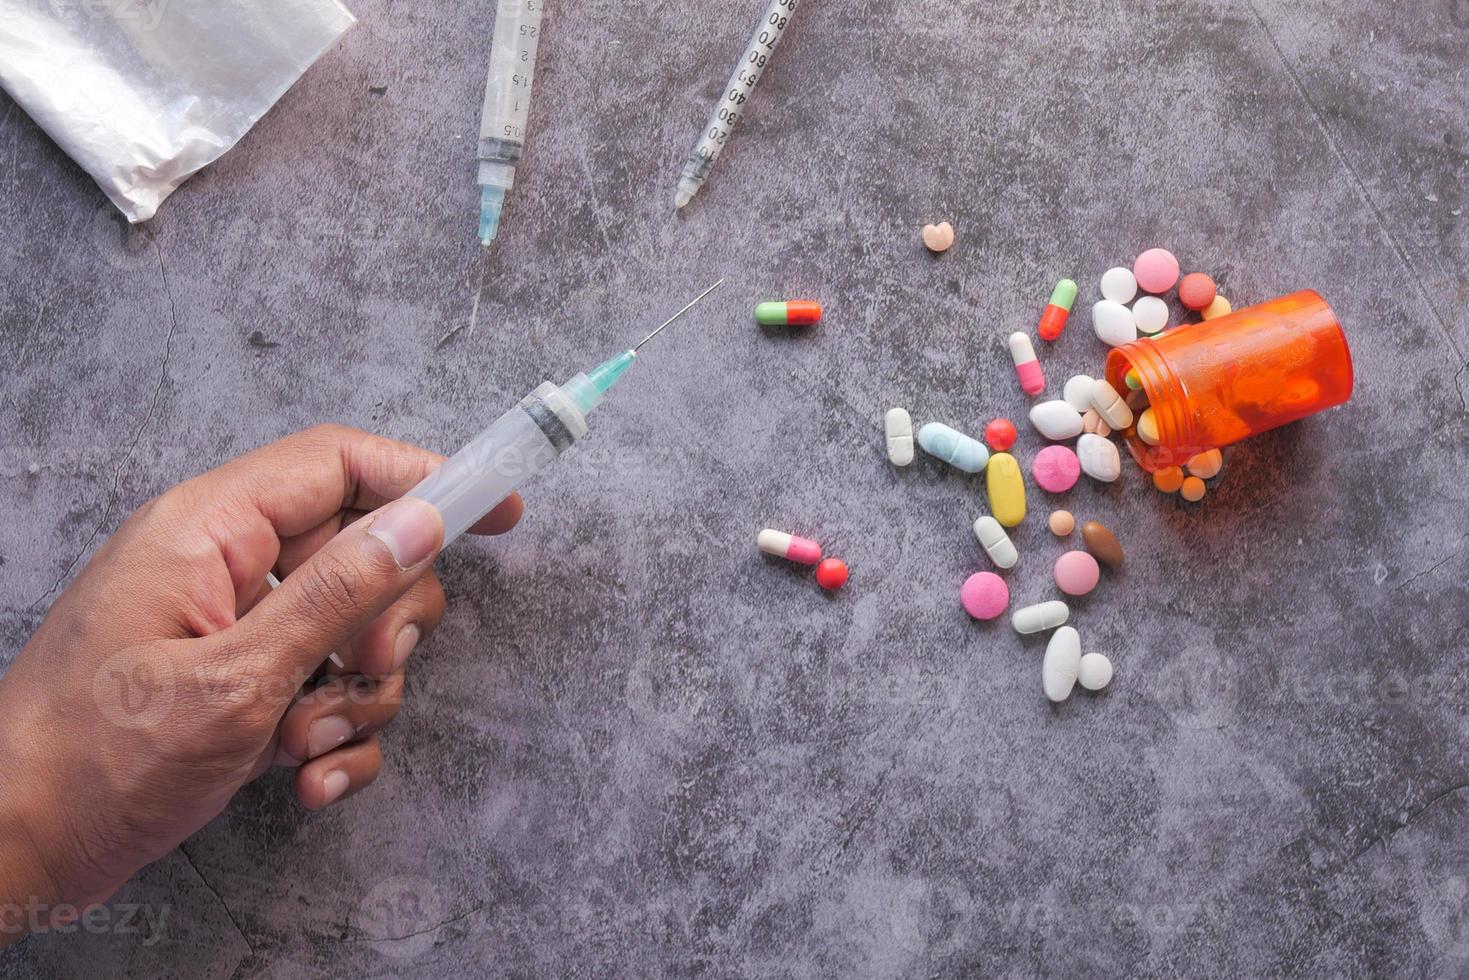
[1181,476,1207,502]
[1136,408,1160,446]
[1186,449,1223,479]
[1152,466,1184,493]
[986,452,1027,528]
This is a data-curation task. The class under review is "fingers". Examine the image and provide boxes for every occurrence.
[220,497,444,676]
[333,573,444,679]
[295,735,382,810]
[274,674,404,766]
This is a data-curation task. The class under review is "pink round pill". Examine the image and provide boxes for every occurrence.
[961,572,1010,621]
[1053,550,1101,597]
[1031,445,1081,493]
[1133,248,1180,294]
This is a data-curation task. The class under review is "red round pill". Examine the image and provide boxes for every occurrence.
[816,558,849,591]
[1178,273,1217,312]
[984,418,1018,451]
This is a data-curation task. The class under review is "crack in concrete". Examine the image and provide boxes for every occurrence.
[344,902,485,944]
[178,843,257,958]
[1392,532,1469,593]
[28,237,180,610]
[1349,782,1469,863]
[1244,0,1465,367]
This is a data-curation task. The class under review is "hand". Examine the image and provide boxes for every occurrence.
[0,425,522,938]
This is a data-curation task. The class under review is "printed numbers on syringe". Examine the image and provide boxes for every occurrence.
[697,0,799,160]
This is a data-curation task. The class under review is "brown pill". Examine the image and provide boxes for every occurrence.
[1081,521,1124,568]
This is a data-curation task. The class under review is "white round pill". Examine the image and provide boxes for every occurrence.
[1132,295,1169,335]
[1079,653,1114,691]
[1092,301,1138,348]
[1100,267,1137,305]
[1062,375,1094,413]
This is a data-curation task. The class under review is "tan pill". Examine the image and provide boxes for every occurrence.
[1082,409,1099,434]
[1181,476,1207,502]
[1095,420,1111,438]
[922,221,955,253]
[1186,449,1223,479]
[1049,510,1075,536]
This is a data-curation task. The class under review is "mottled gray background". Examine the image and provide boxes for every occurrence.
[2,0,1468,976]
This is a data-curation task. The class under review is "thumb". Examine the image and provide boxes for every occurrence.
[228,497,445,676]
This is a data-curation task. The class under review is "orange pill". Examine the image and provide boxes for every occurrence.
[1180,476,1207,502]
[1186,449,1223,479]
[1153,466,1184,493]
[1178,273,1217,312]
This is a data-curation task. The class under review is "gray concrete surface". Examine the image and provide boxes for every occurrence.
[2,0,1468,976]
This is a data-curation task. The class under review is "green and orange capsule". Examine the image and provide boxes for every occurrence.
[755,300,823,327]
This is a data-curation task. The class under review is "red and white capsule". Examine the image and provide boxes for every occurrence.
[757,529,822,565]
[1008,332,1045,396]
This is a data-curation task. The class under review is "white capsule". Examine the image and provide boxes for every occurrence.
[1092,300,1138,347]
[1076,433,1121,483]
[1079,653,1114,691]
[1088,378,1135,431]
[1062,375,1094,413]
[885,407,914,466]
[1028,400,1084,441]
[1012,600,1070,635]
[1043,626,1083,702]
[1100,267,1138,304]
[972,516,1018,570]
[1132,295,1169,335]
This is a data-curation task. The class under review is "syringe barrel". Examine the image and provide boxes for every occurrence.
[409,381,589,547]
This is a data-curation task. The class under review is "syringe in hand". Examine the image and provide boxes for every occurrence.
[408,280,725,544]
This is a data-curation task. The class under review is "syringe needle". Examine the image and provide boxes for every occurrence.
[634,278,726,351]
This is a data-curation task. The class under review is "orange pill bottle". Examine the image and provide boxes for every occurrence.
[1104,289,1353,471]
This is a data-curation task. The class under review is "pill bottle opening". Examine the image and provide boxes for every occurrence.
[1105,342,1199,472]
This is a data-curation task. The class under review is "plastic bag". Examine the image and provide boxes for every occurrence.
[0,0,356,222]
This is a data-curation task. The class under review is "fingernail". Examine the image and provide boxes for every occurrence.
[307,715,356,758]
[366,498,443,569]
[321,769,350,806]
[392,624,420,673]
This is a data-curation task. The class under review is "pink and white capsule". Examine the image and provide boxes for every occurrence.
[757,529,823,565]
[1008,332,1044,396]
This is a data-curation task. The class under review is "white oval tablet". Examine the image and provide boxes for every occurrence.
[1062,375,1094,413]
[1076,433,1121,482]
[973,516,1018,570]
[1100,267,1137,304]
[1132,295,1169,335]
[1043,626,1082,702]
[1028,400,1084,441]
[1012,600,1070,635]
[1079,653,1114,691]
[1092,301,1138,347]
[1088,379,1134,430]
[885,407,914,466]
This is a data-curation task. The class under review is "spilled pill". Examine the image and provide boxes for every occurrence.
[1152,466,1185,493]
[1038,279,1078,342]
[1178,273,1216,312]
[922,221,956,253]
[1186,449,1223,479]
[758,529,823,565]
[961,571,1010,621]
[1063,375,1095,413]
[1029,400,1084,441]
[1181,476,1207,502]
[973,516,1019,570]
[1032,445,1081,493]
[1081,409,1100,434]
[1049,510,1075,536]
[816,558,849,591]
[1013,600,1070,635]
[985,418,1018,451]
[1008,332,1045,396]
[1078,653,1114,691]
[1132,295,1169,335]
[885,408,915,466]
[1133,248,1180,294]
[1100,267,1138,305]
[986,452,1027,527]
[755,300,822,326]
[1080,521,1123,567]
[1076,432,1121,482]
[1088,379,1134,430]
[1042,626,1083,702]
[1201,295,1232,321]
[918,423,990,473]
[1054,550,1100,596]
[1092,300,1138,347]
